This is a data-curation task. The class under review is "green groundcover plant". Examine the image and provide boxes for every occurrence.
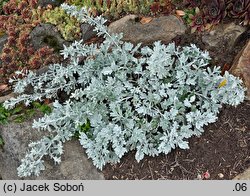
[3,3,245,177]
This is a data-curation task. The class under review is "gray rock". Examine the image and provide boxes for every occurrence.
[80,23,96,42]
[0,117,104,180]
[29,23,70,52]
[202,23,246,49]
[0,35,8,67]
[108,15,187,45]
[37,0,64,8]
[0,92,15,103]
[0,34,8,52]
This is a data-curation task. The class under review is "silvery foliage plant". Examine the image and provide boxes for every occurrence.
[4,3,245,177]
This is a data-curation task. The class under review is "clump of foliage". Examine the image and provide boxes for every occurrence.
[0,0,60,84]
[66,0,174,17]
[0,102,10,124]
[182,0,250,33]
[202,0,226,24]
[227,0,250,25]
[0,0,9,14]
[149,0,174,15]
[184,7,207,33]
[0,101,52,124]
[185,0,202,7]
[42,6,81,41]
[3,4,245,177]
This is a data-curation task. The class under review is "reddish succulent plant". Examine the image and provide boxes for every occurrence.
[150,0,174,15]
[161,0,175,15]
[0,0,60,84]
[202,0,226,24]
[185,0,202,7]
[227,0,250,19]
[243,6,250,24]
[189,7,207,33]
[150,2,161,14]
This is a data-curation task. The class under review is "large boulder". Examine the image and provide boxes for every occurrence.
[29,23,70,52]
[108,15,187,45]
[201,23,246,50]
[230,40,250,100]
[0,117,104,180]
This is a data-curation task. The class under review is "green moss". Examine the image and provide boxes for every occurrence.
[74,119,92,139]
[66,0,155,17]
[0,102,10,124]
[0,101,52,124]
[43,35,62,52]
[42,7,81,41]
[0,0,9,13]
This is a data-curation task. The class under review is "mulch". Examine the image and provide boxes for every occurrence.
[102,101,250,180]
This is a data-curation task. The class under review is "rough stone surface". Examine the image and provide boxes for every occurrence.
[230,40,250,100]
[0,117,104,180]
[37,0,63,8]
[108,15,187,44]
[234,167,250,180]
[0,92,15,103]
[202,23,246,50]
[29,23,70,51]
[0,34,8,52]
[80,23,96,42]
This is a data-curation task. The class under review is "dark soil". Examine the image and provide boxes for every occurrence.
[103,101,250,180]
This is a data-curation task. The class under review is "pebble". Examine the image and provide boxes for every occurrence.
[197,174,203,180]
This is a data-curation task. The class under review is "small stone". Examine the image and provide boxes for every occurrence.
[80,23,96,42]
[197,174,203,180]
[108,14,187,45]
[230,40,250,100]
[203,171,210,179]
[218,173,224,178]
[0,34,8,52]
